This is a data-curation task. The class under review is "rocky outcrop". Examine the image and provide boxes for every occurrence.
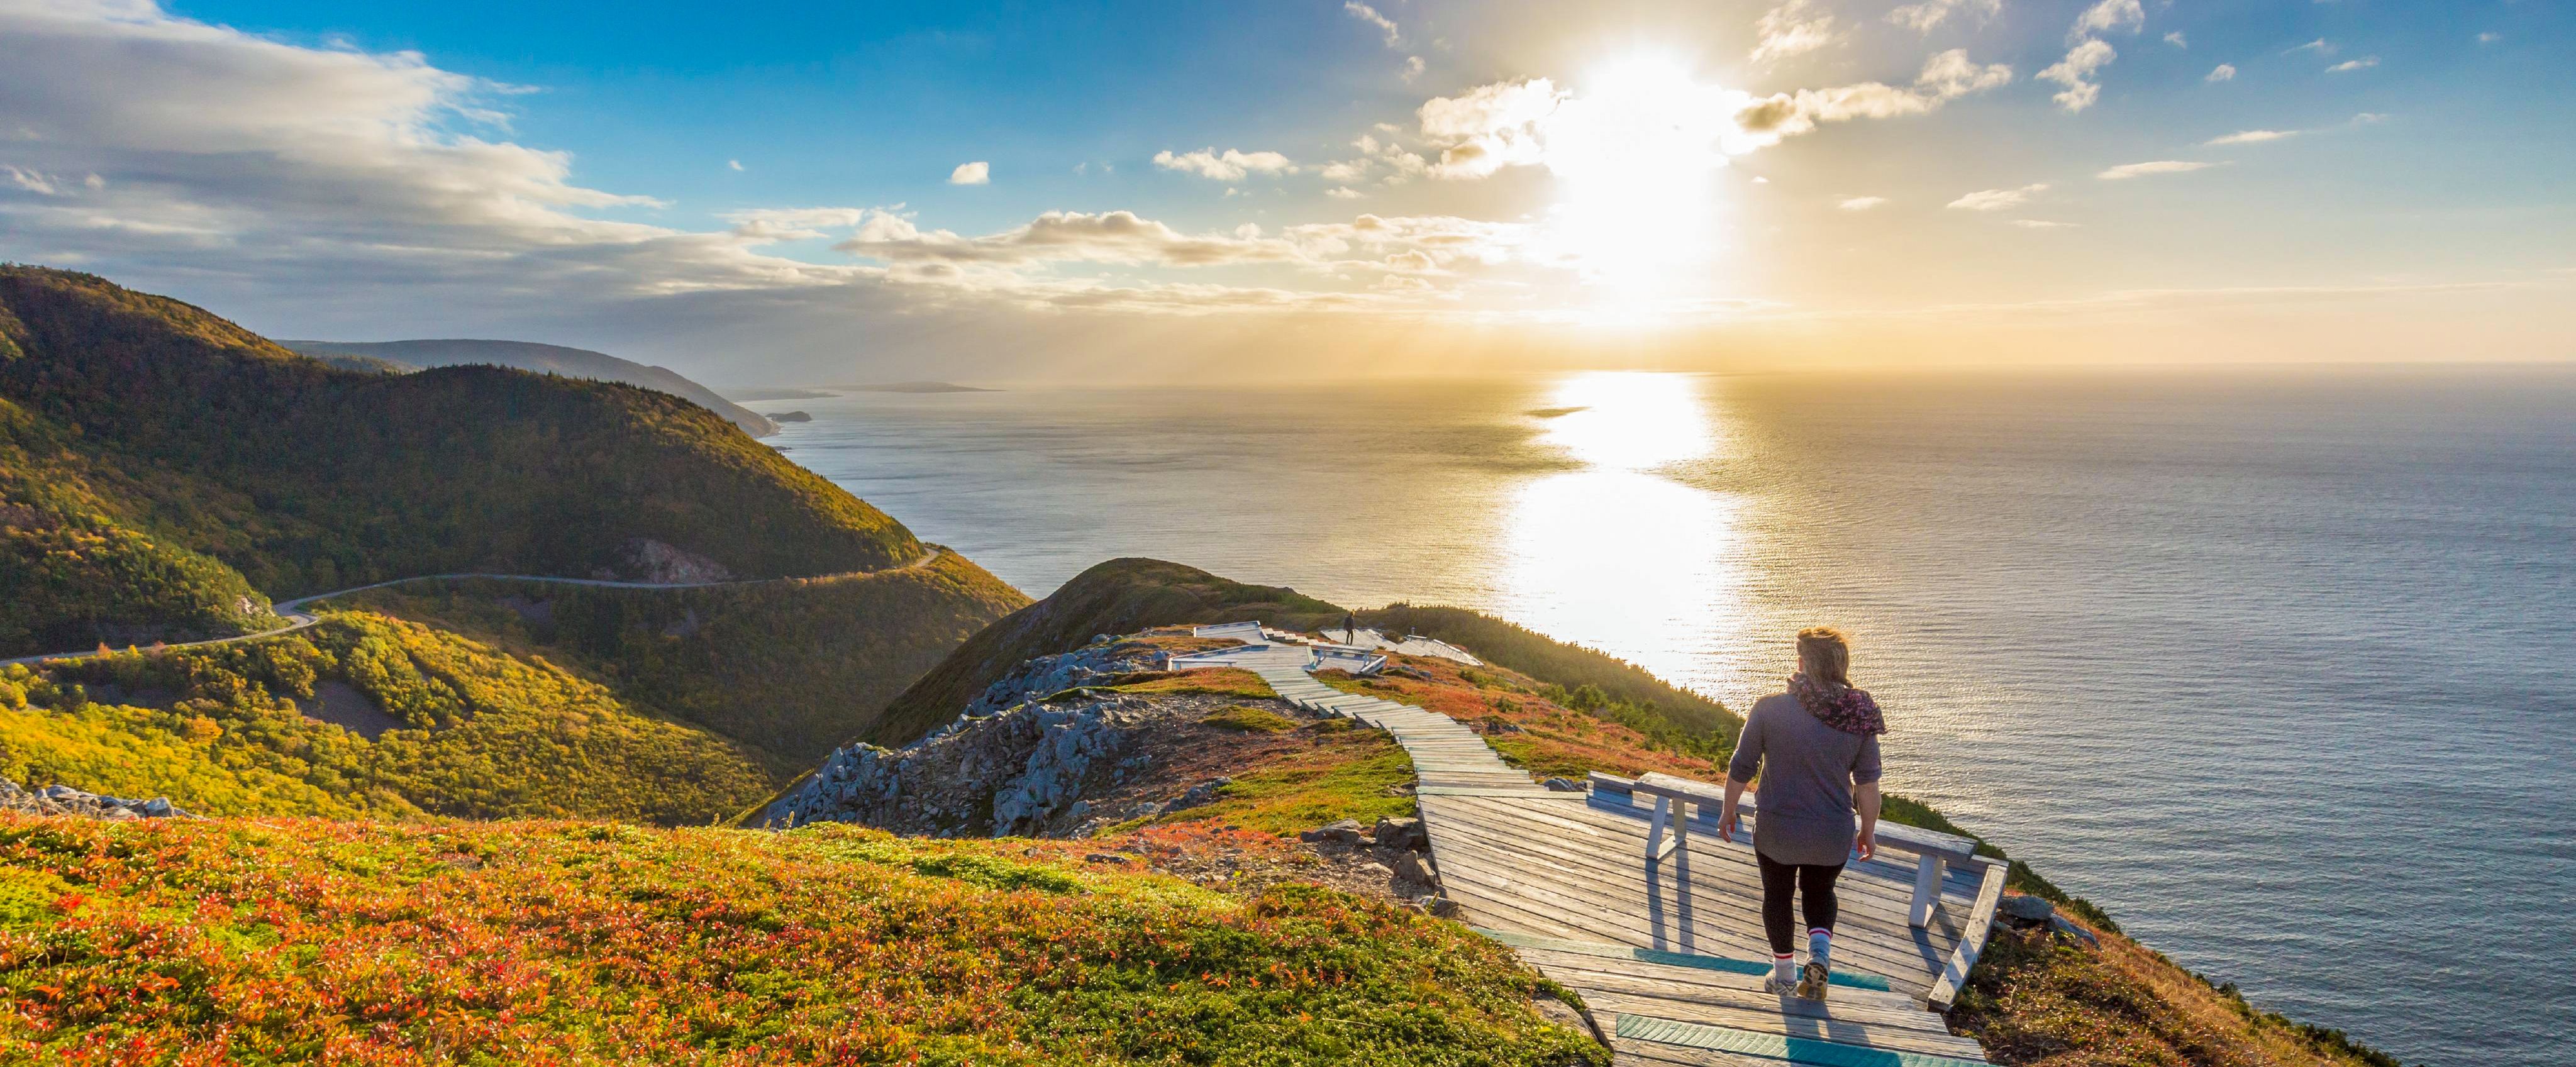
[758,639,1184,837]
[2,778,195,820]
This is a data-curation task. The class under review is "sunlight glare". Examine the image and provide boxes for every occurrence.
[1541,54,1747,311]
[1535,370,1716,471]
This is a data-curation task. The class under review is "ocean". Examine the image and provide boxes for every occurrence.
[763,367,2576,1067]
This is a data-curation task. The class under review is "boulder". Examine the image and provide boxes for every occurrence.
[2001,894,2057,924]
[1542,777,1584,792]
[1300,818,1366,844]
[1394,851,1438,887]
[1372,816,1426,849]
[2050,915,2100,946]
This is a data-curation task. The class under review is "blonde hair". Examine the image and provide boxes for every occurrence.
[1796,627,1852,687]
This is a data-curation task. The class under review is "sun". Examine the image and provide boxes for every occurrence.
[1540,53,1746,313]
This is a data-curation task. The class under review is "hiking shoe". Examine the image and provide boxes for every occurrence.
[1795,961,1829,1000]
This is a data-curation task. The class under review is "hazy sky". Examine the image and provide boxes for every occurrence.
[1,0,2568,384]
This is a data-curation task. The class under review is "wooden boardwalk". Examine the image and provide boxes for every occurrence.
[1206,626,2007,1067]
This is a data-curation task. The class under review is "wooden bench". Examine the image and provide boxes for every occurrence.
[1591,771,1986,930]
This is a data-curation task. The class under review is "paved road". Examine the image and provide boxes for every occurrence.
[2,547,946,669]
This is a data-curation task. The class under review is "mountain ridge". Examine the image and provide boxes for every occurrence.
[282,337,780,437]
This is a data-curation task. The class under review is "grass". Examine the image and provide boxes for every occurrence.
[1199,705,1301,733]
[0,814,1606,1066]
[1107,667,1279,700]
[1953,920,2397,1067]
[1129,724,1419,838]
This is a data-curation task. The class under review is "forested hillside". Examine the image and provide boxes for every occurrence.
[0,266,927,656]
[3,612,778,824]
[327,551,1030,763]
[282,337,780,438]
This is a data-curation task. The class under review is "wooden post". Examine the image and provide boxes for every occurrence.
[1645,796,1680,861]
[1908,854,1948,928]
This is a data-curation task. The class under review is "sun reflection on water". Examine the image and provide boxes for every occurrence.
[1499,372,1751,691]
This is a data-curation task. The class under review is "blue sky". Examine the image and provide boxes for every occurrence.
[3,0,2568,382]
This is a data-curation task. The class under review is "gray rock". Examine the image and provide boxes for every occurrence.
[1542,777,1584,792]
[2050,915,2099,946]
[1372,816,1426,850]
[1301,818,1366,844]
[2001,894,2057,924]
[1394,851,1438,887]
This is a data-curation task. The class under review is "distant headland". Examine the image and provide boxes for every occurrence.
[846,381,999,394]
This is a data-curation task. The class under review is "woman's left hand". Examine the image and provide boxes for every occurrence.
[1855,829,1876,861]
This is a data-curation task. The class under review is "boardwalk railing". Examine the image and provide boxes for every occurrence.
[1592,770,2010,1010]
[1594,770,1985,929]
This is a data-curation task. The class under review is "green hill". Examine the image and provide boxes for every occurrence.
[3,611,780,824]
[281,337,780,438]
[0,266,927,657]
[321,550,1030,764]
[867,557,1347,745]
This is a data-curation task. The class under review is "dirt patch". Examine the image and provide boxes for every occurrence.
[294,680,404,739]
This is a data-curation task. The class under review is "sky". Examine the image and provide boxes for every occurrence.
[1,0,2569,385]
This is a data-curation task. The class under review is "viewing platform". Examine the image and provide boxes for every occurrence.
[1196,621,2009,1067]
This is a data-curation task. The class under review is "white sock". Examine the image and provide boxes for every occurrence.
[1773,954,1796,985]
[1809,929,1831,971]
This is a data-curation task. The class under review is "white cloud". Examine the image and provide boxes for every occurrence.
[1343,1,1400,47]
[2039,39,2117,112]
[2206,64,2236,82]
[2477,32,2501,45]
[1325,185,1363,200]
[2008,219,2077,229]
[2326,56,2379,73]
[1752,0,1839,64]
[1947,183,2048,211]
[2285,38,2335,56]
[1419,78,1564,179]
[948,160,989,185]
[1735,49,2013,140]
[2164,31,2187,48]
[728,159,744,172]
[2070,0,2144,41]
[2206,129,2294,145]
[2351,111,2387,125]
[1838,196,1889,211]
[1886,0,1999,34]
[1402,55,1425,82]
[2098,160,2219,180]
[4,166,64,195]
[1152,148,1296,180]
[838,209,1303,268]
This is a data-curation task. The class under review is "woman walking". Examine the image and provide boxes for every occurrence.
[1719,626,1884,1000]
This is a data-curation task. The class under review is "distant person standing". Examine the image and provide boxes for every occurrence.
[1719,627,1884,1000]
[1343,612,1357,644]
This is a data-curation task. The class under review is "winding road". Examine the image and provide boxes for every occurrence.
[1,547,948,669]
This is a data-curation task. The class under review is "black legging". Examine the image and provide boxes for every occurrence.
[1757,851,1843,956]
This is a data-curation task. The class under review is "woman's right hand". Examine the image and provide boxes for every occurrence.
[1718,802,1738,843]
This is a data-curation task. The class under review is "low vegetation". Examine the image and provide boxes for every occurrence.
[0,815,1606,1065]
[1956,922,2399,1067]
[3,611,777,824]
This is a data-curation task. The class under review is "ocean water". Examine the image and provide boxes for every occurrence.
[764,367,2576,1066]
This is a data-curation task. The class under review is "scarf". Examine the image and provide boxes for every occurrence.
[1789,672,1885,736]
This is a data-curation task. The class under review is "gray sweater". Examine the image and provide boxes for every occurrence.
[1728,693,1884,866]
